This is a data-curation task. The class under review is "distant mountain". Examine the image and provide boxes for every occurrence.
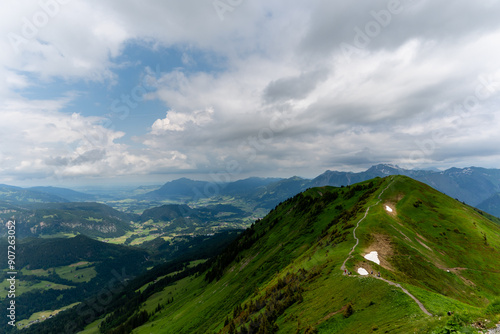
[250,176,311,209]
[139,203,251,235]
[139,176,312,211]
[218,177,282,197]
[0,202,136,238]
[129,185,163,196]
[29,202,137,222]
[477,193,500,218]
[417,167,500,206]
[138,165,500,217]
[0,184,68,203]
[141,204,199,223]
[139,177,283,202]
[312,164,500,210]
[310,164,407,187]
[28,186,96,202]
[140,178,211,200]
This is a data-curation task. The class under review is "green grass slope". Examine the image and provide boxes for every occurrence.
[0,235,150,331]
[28,176,500,334]
[121,176,500,334]
[0,202,136,239]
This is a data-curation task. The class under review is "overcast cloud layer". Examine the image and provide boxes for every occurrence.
[1,0,500,186]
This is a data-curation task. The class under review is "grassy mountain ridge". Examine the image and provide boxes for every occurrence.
[350,177,500,307]
[12,176,500,333]
[65,176,499,334]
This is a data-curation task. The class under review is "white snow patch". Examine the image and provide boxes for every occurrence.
[364,251,380,265]
[385,205,393,212]
[358,268,369,276]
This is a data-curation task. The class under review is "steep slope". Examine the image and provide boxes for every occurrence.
[0,235,149,327]
[84,176,500,334]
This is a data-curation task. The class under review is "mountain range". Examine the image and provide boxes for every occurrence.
[2,165,500,219]
[1,164,500,245]
[18,176,500,333]
[137,164,500,217]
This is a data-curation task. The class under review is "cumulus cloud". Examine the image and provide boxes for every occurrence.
[151,108,214,134]
[0,97,192,183]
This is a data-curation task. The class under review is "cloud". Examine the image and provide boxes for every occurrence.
[262,70,329,104]
[1,0,500,184]
[151,107,214,133]
[137,6,500,176]
[0,97,191,182]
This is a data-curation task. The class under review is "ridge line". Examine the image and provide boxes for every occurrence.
[338,177,434,317]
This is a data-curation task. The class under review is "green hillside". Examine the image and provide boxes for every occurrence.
[19,176,500,333]
[0,235,150,331]
[0,202,135,239]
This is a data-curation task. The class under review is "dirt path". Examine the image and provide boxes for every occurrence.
[339,177,433,317]
[340,177,394,273]
[374,276,433,316]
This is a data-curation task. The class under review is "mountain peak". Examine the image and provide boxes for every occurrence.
[367,163,403,173]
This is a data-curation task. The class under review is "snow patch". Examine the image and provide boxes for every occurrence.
[385,205,393,212]
[358,268,369,276]
[364,251,380,265]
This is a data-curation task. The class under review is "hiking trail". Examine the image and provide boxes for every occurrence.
[339,177,433,317]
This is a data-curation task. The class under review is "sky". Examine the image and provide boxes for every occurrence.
[1,0,500,188]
